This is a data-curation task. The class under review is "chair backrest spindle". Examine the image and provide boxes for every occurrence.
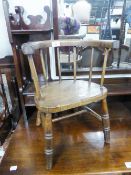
[89,47,94,84]
[28,55,41,97]
[100,48,111,87]
[57,47,62,81]
[40,49,47,82]
[73,47,77,80]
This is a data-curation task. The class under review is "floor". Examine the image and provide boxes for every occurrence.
[0,134,12,164]
[1,98,131,174]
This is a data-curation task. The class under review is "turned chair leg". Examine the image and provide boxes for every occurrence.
[102,98,110,144]
[41,113,53,170]
[36,110,41,126]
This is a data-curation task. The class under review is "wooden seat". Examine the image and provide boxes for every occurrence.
[36,80,107,113]
[22,39,119,170]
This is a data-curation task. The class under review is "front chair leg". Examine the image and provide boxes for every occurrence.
[102,98,110,144]
[36,110,41,126]
[41,113,53,170]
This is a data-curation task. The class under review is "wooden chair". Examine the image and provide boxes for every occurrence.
[22,39,119,170]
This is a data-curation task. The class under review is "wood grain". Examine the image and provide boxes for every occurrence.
[102,98,110,143]
[1,100,131,174]
[22,39,119,55]
[41,113,53,170]
[36,80,107,113]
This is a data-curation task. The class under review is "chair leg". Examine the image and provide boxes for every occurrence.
[36,110,41,126]
[41,113,53,170]
[102,98,110,144]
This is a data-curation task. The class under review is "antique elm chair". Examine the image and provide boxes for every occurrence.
[22,39,119,169]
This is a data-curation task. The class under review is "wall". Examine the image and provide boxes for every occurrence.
[8,0,51,24]
[0,0,12,58]
[0,0,51,58]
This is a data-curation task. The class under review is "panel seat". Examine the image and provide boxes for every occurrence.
[36,80,107,113]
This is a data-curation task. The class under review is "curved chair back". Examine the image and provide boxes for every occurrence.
[22,39,119,97]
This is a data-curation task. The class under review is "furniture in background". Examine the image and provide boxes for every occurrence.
[0,56,20,145]
[0,77,11,146]
[55,0,131,97]
[59,33,86,69]
[2,0,53,123]
[22,39,119,169]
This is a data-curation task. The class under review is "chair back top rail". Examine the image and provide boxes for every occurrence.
[22,39,119,55]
